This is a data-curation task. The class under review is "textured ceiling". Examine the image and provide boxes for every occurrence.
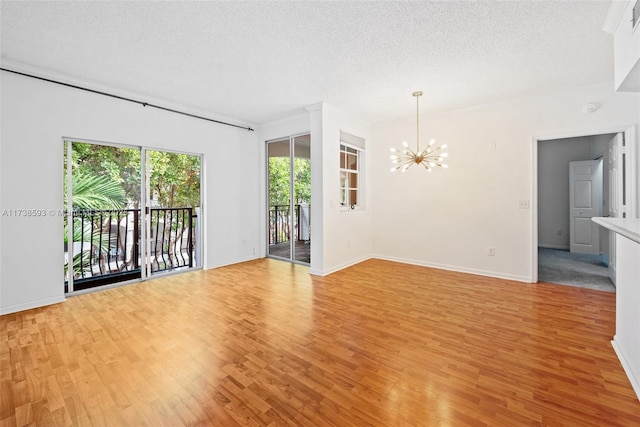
[1,1,613,125]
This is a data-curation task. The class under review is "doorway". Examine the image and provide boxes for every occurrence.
[534,127,636,289]
[64,140,202,293]
[266,134,311,265]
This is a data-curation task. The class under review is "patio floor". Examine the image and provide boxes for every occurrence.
[268,240,310,264]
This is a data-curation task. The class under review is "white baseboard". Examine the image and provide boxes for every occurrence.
[372,254,532,283]
[310,255,372,276]
[0,295,66,316]
[207,253,533,283]
[612,337,640,402]
[205,255,260,270]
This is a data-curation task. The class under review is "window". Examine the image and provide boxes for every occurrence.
[340,144,359,207]
[339,131,365,208]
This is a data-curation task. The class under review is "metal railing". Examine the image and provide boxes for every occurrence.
[149,208,194,273]
[268,204,309,245]
[65,207,196,290]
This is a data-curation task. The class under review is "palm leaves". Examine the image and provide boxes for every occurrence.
[64,171,126,211]
[64,172,126,278]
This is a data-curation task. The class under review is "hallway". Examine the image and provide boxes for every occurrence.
[538,247,614,292]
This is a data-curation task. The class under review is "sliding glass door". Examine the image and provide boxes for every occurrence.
[266,134,311,264]
[145,149,201,276]
[64,140,201,293]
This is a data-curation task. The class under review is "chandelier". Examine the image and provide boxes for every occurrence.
[390,91,448,172]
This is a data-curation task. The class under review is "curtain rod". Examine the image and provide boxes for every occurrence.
[0,67,254,132]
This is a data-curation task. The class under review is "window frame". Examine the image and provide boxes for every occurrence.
[339,142,363,209]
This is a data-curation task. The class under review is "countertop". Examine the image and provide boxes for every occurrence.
[592,217,640,245]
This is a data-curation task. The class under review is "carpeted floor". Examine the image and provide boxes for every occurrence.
[538,247,615,292]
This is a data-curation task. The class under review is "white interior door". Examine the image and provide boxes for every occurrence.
[569,159,602,255]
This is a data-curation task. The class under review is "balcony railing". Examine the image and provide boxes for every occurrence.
[65,207,197,291]
[269,204,310,245]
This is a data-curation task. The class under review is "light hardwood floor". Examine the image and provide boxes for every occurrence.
[1,258,639,426]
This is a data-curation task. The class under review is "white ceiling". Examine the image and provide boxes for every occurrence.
[1,1,614,125]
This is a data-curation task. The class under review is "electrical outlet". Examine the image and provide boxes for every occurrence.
[488,247,495,256]
[557,229,562,236]
[519,200,530,209]
[252,247,256,255]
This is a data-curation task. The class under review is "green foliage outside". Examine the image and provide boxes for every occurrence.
[64,171,126,211]
[63,171,126,276]
[64,142,201,277]
[269,157,311,206]
[69,142,200,208]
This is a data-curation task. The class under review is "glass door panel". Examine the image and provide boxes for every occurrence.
[293,135,311,264]
[267,138,292,260]
[266,134,311,265]
[64,141,141,292]
[145,149,202,277]
[64,141,202,293]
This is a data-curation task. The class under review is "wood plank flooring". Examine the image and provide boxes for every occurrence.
[1,258,639,426]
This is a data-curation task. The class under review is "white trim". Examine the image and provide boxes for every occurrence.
[0,296,66,316]
[532,135,539,283]
[612,337,640,401]
[339,141,364,152]
[624,125,638,217]
[65,140,74,292]
[534,126,626,142]
[602,0,631,34]
[304,102,323,113]
[62,136,205,158]
[374,255,532,283]
[310,255,372,276]
[205,255,262,270]
[141,149,150,280]
[340,130,366,150]
[538,244,571,250]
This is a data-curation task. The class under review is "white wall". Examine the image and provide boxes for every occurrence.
[319,103,373,274]
[372,83,640,282]
[613,0,640,91]
[538,136,598,249]
[257,104,374,276]
[613,233,640,399]
[0,71,260,314]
